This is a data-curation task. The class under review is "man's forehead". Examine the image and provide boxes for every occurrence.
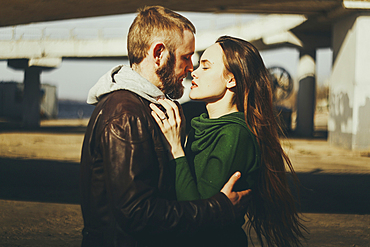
[175,29,195,55]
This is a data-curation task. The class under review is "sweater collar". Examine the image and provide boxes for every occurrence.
[190,112,247,151]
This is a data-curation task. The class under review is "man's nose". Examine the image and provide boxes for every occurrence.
[186,60,193,73]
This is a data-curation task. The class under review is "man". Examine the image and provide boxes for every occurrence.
[80,6,250,247]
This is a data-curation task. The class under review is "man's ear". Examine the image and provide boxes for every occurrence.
[226,76,236,89]
[153,43,166,67]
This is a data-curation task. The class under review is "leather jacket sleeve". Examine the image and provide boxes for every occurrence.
[98,98,237,244]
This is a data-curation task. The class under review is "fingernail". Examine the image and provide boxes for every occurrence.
[234,172,241,177]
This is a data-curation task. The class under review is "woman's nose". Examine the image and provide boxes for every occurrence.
[191,68,198,79]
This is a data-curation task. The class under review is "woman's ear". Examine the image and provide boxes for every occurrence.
[226,76,236,89]
[152,43,166,67]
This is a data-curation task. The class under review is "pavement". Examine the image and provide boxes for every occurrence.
[283,136,370,175]
[0,116,369,246]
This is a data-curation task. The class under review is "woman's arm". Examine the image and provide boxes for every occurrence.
[173,156,201,201]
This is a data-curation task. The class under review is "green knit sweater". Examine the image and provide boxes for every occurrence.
[175,112,260,201]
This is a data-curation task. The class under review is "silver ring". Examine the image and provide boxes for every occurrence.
[160,115,167,120]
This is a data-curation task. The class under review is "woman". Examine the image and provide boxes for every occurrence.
[150,36,306,246]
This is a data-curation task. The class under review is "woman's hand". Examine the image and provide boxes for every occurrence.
[150,99,185,159]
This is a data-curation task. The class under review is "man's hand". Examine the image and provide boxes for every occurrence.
[221,172,252,212]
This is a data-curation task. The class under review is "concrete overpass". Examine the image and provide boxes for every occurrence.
[0,0,369,150]
[0,14,306,127]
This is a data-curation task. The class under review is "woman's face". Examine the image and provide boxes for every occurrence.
[189,43,233,103]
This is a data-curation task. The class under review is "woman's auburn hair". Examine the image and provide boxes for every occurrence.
[216,36,307,247]
[127,6,196,66]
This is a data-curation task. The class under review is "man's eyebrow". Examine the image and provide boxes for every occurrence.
[183,51,194,57]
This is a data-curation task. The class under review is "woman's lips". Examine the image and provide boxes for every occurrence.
[191,81,198,89]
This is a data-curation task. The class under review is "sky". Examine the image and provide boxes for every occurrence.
[0,12,332,101]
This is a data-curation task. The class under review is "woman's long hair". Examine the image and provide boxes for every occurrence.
[216,36,307,246]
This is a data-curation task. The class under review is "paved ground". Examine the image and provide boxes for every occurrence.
[0,117,369,246]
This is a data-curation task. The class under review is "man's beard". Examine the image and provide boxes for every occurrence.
[156,52,184,99]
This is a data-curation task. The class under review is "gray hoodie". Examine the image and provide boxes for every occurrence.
[87,65,165,105]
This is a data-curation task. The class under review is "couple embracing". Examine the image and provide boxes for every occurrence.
[80,6,306,247]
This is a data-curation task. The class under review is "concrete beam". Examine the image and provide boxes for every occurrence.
[8,58,61,69]
[29,57,62,68]
[343,0,370,9]
[0,15,305,60]
[0,39,127,59]
[195,14,306,51]
[262,31,302,47]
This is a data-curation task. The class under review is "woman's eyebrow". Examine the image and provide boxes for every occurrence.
[200,59,213,66]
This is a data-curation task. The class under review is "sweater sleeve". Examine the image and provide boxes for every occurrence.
[175,124,259,201]
[175,156,201,201]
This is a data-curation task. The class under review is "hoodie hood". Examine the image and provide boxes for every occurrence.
[87,65,166,105]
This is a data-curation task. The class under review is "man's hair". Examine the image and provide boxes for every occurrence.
[127,6,196,66]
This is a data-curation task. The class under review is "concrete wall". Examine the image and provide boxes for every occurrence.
[40,84,58,119]
[0,82,23,120]
[329,13,370,150]
[0,82,58,120]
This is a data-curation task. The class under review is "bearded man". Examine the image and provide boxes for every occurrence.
[80,6,250,247]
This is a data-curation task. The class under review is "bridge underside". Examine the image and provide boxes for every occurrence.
[0,0,344,28]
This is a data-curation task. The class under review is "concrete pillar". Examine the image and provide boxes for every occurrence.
[8,58,58,128]
[295,49,316,137]
[328,13,370,150]
[23,67,42,128]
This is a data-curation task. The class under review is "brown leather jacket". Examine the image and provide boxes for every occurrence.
[80,90,237,247]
